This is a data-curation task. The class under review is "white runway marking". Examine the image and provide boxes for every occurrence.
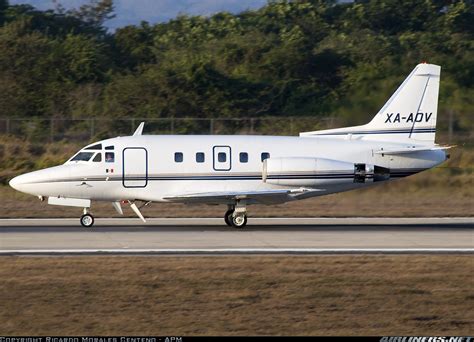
[1,248,473,255]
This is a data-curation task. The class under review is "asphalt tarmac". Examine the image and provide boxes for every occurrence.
[0,217,472,254]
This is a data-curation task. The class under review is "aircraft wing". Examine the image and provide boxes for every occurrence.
[374,145,454,155]
[163,187,324,205]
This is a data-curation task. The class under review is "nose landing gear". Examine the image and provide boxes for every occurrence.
[80,208,94,228]
[80,213,94,227]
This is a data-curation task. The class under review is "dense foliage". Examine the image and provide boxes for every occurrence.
[0,0,472,132]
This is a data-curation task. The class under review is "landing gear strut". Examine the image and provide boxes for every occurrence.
[80,208,94,228]
[224,202,248,228]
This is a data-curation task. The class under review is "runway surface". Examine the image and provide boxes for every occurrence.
[0,217,473,254]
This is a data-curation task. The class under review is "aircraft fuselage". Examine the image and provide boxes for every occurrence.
[10,134,446,204]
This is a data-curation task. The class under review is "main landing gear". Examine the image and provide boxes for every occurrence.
[80,208,94,228]
[224,203,248,229]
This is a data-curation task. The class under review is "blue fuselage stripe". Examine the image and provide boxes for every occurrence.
[38,170,424,183]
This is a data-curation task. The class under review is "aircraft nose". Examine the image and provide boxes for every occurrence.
[9,174,23,191]
[9,171,47,195]
[9,165,74,197]
[9,174,30,193]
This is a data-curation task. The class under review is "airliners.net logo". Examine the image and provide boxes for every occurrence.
[380,338,472,342]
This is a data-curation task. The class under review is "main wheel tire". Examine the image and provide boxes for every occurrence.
[231,214,247,228]
[224,209,234,227]
[80,213,94,228]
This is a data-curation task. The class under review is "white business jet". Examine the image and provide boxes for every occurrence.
[9,63,450,228]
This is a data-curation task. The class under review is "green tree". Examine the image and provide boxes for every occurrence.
[54,0,115,30]
[0,0,8,25]
[0,0,472,139]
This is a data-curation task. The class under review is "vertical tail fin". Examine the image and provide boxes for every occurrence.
[366,63,440,142]
[300,63,441,143]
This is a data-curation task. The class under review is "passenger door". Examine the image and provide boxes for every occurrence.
[122,147,148,187]
[213,146,231,171]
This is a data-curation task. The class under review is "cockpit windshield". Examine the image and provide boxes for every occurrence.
[70,152,95,162]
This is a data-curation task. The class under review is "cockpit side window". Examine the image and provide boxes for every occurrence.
[92,153,102,162]
[85,144,102,150]
[105,146,114,150]
[105,152,115,162]
[71,152,94,162]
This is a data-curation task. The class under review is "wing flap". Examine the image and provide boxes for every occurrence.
[163,188,323,204]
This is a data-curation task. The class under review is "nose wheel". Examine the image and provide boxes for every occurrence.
[80,213,94,228]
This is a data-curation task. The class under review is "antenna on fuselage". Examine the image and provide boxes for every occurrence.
[133,122,145,136]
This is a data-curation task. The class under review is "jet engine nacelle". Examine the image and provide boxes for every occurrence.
[262,157,389,186]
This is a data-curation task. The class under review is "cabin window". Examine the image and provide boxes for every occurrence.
[261,152,270,162]
[85,144,102,150]
[105,145,114,150]
[239,152,248,163]
[218,152,226,163]
[71,152,94,162]
[196,152,205,163]
[175,152,183,163]
[92,153,102,162]
[105,152,115,163]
